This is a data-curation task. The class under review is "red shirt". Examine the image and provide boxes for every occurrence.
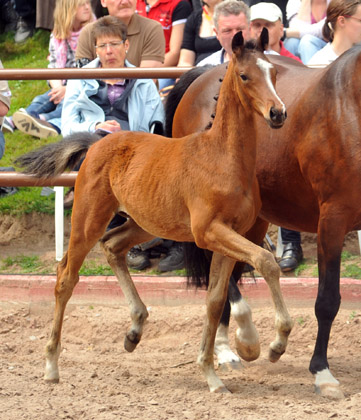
[279,41,302,63]
[136,0,191,53]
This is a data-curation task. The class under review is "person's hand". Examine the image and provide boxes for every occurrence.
[48,86,66,104]
[95,120,122,132]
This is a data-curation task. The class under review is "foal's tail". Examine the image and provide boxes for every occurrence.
[15,132,102,178]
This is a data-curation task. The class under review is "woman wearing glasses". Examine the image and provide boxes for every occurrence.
[61,15,164,136]
[308,0,361,65]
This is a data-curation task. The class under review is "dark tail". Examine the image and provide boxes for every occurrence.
[183,242,254,289]
[15,132,102,178]
[164,65,214,138]
[183,242,212,288]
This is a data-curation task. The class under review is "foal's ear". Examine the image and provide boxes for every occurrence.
[232,31,245,55]
[256,27,269,52]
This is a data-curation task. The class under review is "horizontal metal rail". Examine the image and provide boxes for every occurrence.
[0,172,77,187]
[0,67,193,80]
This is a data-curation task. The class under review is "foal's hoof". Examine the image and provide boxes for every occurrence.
[218,360,242,372]
[124,333,140,353]
[44,376,59,384]
[315,384,345,400]
[212,385,231,394]
[236,341,261,362]
[268,348,284,363]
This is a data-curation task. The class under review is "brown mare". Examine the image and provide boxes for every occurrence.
[167,46,361,398]
[16,30,291,393]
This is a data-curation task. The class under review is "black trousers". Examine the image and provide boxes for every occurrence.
[14,0,36,20]
[281,228,301,244]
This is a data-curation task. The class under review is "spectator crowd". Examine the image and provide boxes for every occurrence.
[1,0,361,273]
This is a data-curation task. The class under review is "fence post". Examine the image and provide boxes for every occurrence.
[54,186,64,261]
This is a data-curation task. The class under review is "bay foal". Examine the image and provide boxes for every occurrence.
[17,30,292,392]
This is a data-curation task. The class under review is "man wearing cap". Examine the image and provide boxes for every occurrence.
[250,2,301,61]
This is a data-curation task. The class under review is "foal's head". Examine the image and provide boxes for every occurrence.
[231,28,287,128]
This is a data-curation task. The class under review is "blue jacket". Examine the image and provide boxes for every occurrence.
[61,58,164,136]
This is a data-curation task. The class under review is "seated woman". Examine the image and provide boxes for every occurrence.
[177,0,223,66]
[9,0,95,139]
[61,15,166,271]
[308,0,361,65]
[61,15,164,136]
[284,0,330,63]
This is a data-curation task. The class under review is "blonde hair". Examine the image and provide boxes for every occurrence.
[53,0,93,40]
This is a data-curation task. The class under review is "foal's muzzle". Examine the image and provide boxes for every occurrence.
[268,107,287,128]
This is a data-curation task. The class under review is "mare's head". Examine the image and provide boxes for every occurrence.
[231,28,287,128]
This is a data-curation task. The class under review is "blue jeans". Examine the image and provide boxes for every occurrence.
[284,35,327,64]
[158,78,175,91]
[26,90,62,131]
[0,130,4,159]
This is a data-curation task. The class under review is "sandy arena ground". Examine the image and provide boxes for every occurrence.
[1,299,361,420]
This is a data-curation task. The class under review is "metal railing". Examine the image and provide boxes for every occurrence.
[0,67,193,260]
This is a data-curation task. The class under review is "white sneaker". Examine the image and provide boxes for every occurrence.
[1,117,14,133]
[12,111,59,139]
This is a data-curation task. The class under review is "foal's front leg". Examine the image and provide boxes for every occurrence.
[100,219,154,352]
[200,222,293,365]
[197,253,235,392]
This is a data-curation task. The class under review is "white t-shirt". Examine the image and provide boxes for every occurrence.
[307,42,338,66]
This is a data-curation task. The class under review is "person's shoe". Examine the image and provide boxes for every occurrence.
[278,242,303,272]
[126,247,151,271]
[12,111,59,139]
[14,17,34,43]
[0,186,17,197]
[158,242,185,272]
[63,188,74,209]
[1,117,14,133]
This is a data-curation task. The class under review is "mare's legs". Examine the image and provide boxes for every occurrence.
[100,219,154,352]
[310,212,345,399]
[44,180,118,382]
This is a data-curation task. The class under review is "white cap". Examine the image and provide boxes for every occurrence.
[250,2,283,23]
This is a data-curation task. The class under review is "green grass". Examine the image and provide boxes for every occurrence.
[0,254,114,276]
[342,263,361,279]
[0,29,66,215]
[1,255,45,273]
[341,250,355,262]
[79,261,114,276]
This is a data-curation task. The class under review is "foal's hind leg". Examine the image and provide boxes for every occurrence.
[229,276,260,362]
[44,187,117,382]
[215,276,260,370]
[231,218,269,362]
[100,219,155,352]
